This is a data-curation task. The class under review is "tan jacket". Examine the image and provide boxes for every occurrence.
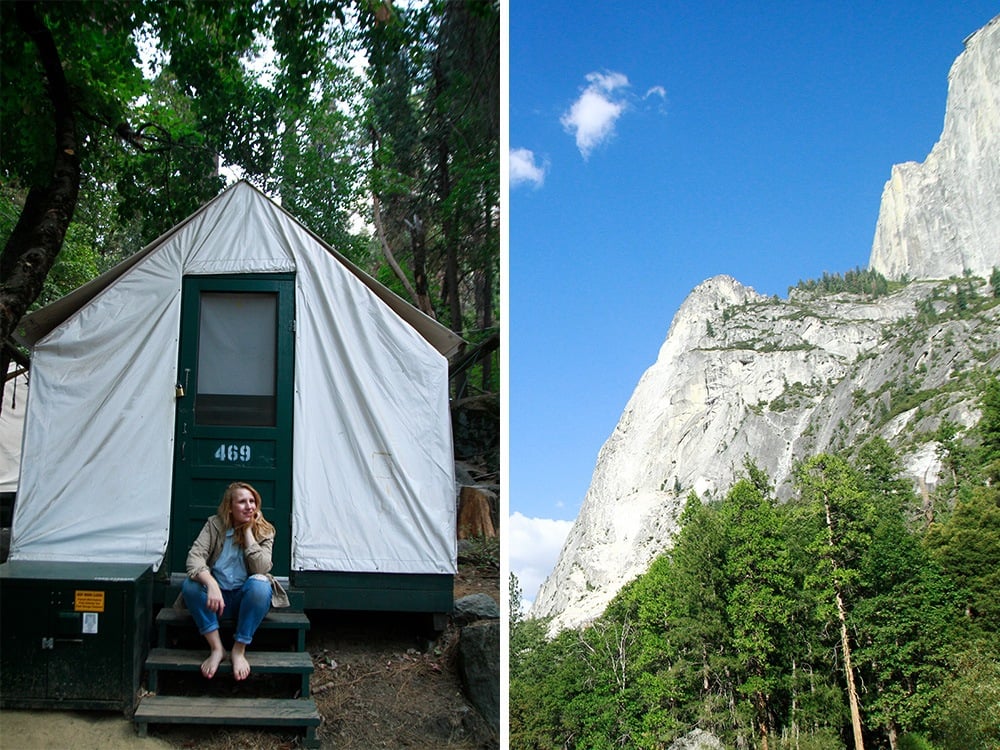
[174,514,290,609]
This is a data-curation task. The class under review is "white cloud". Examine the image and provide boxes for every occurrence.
[561,70,631,159]
[509,511,573,613]
[587,70,630,92]
[510,147,547,188]
[644,85,667,99]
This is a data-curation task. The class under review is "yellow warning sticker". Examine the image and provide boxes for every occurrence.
[74,590,105,613]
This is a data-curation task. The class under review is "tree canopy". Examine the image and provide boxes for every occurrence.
[2,0,498,398]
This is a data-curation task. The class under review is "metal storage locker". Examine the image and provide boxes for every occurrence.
[0,560,153,713]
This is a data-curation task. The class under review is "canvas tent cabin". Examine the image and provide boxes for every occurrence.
[7,180,463,613]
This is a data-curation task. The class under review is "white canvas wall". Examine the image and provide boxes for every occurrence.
[0,366,27,495]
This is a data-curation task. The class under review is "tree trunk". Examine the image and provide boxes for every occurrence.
[919,472,933,526]
[457,486,497,539]
[1,2,80,343]
[408,212,435,318]
[370,189,421,308]
[825,498,866,750]
[431,51,465,397]
[835,588,865,750]
[474,264,493,389]
[756,692,770,750]
[791,658,800,750]
[0,347,9,417]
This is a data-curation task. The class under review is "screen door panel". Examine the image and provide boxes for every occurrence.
[196,292,278,426]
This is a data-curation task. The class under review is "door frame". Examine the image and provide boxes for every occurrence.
[168,273,295,576]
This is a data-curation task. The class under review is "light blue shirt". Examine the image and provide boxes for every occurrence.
[212,529,248,590]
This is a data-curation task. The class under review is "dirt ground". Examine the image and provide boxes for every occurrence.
[0,560,500,750]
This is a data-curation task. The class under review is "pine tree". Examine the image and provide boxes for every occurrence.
[794,455,868,750]
[718,471,794,750]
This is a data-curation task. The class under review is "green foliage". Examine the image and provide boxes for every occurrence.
[457,533,499,574]
[791,266,891,298]
[776,728,847,750]
[852,514,959,734]
[916,297,939,324]
[769,378,818,412]
[924,483,1000,632]
[977,374,1000,479]
[882,378,942,426]
[898,734,938,750]
[511,382,1000,748]
[935,275,998,321]
[929,646,1000,750]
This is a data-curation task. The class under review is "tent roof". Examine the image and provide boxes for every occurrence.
[15,181,464,358]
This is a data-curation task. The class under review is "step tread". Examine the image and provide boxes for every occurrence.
[134,695,321,726]
[145,648,313,673]
[157,607,310,630]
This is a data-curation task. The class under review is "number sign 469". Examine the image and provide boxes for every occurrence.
[215,443,251,463]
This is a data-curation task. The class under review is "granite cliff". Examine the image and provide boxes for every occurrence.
[532,16,1000,633]
[870,16,1000,281]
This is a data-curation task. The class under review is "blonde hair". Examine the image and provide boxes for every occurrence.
[217,481,276,546]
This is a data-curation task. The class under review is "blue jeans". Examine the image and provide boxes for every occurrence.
[181,575,272,645]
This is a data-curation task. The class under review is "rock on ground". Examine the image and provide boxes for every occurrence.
[457,620,500,733]
[668,728,726,750]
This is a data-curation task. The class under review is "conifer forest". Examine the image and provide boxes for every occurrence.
[510,376,1000,750]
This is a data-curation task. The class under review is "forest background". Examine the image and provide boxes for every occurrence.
[1,0,499,402]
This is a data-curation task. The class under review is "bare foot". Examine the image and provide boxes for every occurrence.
[201,648,226,679]
[231,644,251,681]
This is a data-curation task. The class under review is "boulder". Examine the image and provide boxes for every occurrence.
[457,620,500,733]
[453,593,500,625]
[668,728,725,750]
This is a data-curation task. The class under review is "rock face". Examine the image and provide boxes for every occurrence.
[869,17,1000,281]
[532,16,1000,633]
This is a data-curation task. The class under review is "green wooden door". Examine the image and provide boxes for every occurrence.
[170,274,295,577]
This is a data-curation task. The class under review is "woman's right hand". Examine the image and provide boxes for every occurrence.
[202,576,225,615]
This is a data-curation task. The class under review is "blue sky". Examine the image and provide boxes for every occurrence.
[507,2,1000,606]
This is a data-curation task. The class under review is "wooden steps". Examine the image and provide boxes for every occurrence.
[134,696,320,735]
[156,607,311,651]
[136,605,320,748]
[144,648,314,696]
